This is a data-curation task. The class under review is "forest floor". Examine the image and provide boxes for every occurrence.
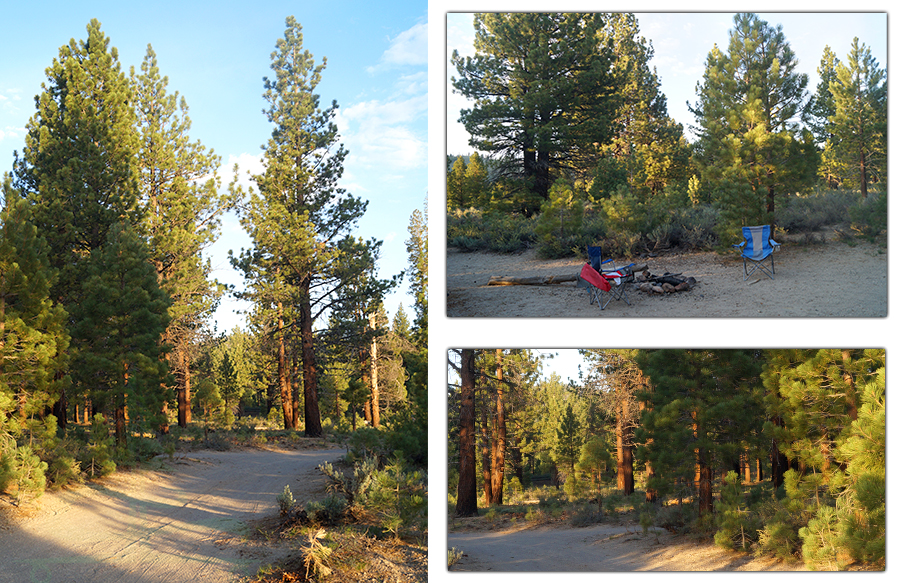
[446,232,887,317]
[447,513,807,572]
[0,441,425,583]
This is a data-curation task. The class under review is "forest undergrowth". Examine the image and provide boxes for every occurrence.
[247,430,428,583]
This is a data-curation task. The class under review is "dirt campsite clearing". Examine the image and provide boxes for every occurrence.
[446,237,887,318]
[0,448,341,583]
[447,520,807,572]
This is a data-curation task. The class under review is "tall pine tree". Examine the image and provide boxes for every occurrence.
[452,13,620,203]
[0,180,69,437]
[824,38,887,196]
[131,45,229,428]
[13,19,142,428]
[689,13,816,238]
[233,17,385,437]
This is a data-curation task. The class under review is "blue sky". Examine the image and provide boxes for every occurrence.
[1,0,427,333]
[447,11,887,153]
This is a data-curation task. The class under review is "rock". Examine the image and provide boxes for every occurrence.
[662,283,676,293]
[651,285,664,294]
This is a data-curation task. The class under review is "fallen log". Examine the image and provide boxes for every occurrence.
[487,274,580,286]
[486,264,647,287]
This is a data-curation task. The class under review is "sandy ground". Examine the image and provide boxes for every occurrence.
[447,521,806,572]
[0,448,341,583]
[446,238,887,318]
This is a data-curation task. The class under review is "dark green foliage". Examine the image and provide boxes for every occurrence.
[534,180,587,259]
[447,209,537,253]
[554,403,582,474]
[14,19,142,301]
[637,350,765,514]
[69,222,171,447]
[714,471,761,551]
[452,13,620,199]
[0,181,70,428]
[77,414,117,478]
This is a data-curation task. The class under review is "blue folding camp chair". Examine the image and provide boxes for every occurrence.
[733,225,780,280]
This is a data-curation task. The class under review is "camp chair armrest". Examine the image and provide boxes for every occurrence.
[732,241,746,250]
[770,239,780,250]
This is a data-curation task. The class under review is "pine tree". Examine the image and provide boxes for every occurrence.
[825,38,887,196]
[68,223,171,448]
[1,179,69,446]
[233,17,382,437]
[582,349,648,495]
[592,14,692,201]
[452,13,620,201]
[405,204,427,349]
[464,152,490,207]
[446,156,468,210]
[14,19,141,294]
[834,365,884,566]
[391,304,412,345]
[636,350,765,516]
[689,13,816,238]
[456,349,478,516]
[13,19,141,428]
[808,46,842,188]
[131,45,228,428]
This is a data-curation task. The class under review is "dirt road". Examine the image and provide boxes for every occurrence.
[446,238,887,317]
[0,448,341,583]
[447,522,806,572]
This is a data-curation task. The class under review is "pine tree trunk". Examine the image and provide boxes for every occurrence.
[277,301,294,430]
[698,449,713,516]
[182,355,192,426]
[616,408,635,494]
[489,349,506,505]
[456,349,478,517]
[479,386,493,505]
[369,314,380,428]
[860,148,868,198]
[298,278,322,437]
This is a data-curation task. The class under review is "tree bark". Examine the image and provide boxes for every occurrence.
[369,314,380,428]
[698,449,713,516]
[616,400,635,495]
[277,301,294,430]
[299,277,322,437]
[489,349,506,505]
[456,349,478,517]
[479,384,493,505]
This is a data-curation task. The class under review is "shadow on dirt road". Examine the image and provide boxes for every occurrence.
[0,448,341,583]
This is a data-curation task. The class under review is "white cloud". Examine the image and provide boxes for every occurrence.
[367,21,427,73]
[0,126,25,143]
[336,95,427,171]
[221,152,264,192]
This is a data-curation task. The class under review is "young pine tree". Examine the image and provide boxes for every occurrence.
[68,223,171,448]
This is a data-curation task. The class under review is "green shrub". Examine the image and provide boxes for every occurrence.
[277,484,295,516]
[849,191,887,238]
[800,505,847,570]
[78,414,117,478]
[714,471,760,552]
